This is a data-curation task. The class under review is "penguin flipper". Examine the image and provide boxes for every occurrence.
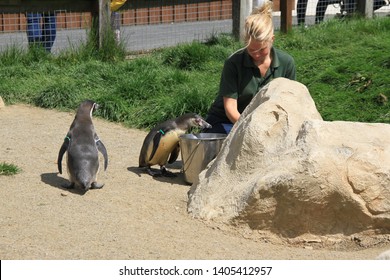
[168,144,180,164]
[149,130,164,161]
[57,136,70,174]
[96,139,108,171]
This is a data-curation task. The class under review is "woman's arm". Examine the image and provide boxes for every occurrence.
[223,97,240,124]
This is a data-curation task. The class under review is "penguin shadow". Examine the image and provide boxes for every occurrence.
[127,166,144,177]
[40,172,87,195]
[127,160,190,186]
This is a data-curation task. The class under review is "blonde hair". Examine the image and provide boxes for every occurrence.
[244,1,274,45]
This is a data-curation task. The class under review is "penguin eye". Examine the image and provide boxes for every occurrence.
[194,118,201,126]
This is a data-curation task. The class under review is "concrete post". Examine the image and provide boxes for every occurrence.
[232,0,252,41]
[357,0,374,18]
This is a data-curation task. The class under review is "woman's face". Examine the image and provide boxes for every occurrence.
[246,38,273,63]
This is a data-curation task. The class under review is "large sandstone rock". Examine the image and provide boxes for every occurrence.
[377,250,390,260]
[187,78,390,238]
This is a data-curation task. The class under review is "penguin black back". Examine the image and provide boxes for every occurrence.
[57,100,108,191]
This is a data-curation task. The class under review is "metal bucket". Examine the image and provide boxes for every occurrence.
[180,133,226,185]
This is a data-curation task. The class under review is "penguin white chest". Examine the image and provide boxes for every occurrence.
[148,130,183,166]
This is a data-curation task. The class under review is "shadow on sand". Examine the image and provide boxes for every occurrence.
[40,172,87,195]
[127,160,191,186]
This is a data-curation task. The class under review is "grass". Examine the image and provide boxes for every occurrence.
[284,18,390,123]
[0,17,390,129]
[0,162,21,176]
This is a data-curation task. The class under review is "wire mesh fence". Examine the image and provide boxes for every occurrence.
[0,0,233,54]
[0,10,93,54]
[296,0,390,26]
[0,0,389,54]
[119,0,233,52]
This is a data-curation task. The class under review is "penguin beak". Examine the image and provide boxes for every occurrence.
[196,118,212,129]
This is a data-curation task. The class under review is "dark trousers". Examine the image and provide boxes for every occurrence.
[26,12,57,52]
[315,0,341,24]
[297,0,309,25]
[203,114,232,134]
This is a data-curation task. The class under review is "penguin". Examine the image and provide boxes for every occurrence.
[139,113,211,177]
[57,100,108,191]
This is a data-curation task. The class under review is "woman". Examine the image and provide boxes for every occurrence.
[204,1,296,134]
[26,12,56,52]
[110,0,128,42]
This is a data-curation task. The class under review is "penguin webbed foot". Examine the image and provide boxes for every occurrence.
[91,182,105,189]
[161,166,177,177]
[146,167,162,177]
[146,166,177,177]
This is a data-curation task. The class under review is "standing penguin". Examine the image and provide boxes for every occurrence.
[139,113,211,177]
[57,100,108,191]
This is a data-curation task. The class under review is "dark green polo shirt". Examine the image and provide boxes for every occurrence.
[207,47,296,124]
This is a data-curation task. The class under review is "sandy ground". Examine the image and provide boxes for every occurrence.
[1,104,390,260]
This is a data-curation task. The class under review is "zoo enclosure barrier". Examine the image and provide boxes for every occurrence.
[0,0,389,54]
[297,0,390,25]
